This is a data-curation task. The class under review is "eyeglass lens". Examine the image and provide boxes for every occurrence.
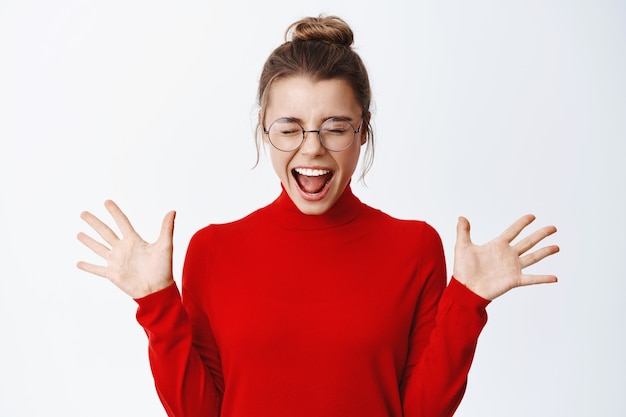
[267,118,357,152]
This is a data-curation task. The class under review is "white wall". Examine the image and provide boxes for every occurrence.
[1,0,624,415]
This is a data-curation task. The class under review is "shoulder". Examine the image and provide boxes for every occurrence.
[354,204,447,287]
[359,203,442,244]
[350,203,445,267]
[187,203,273,249]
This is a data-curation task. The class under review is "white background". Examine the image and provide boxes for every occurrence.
[1,0,624,415]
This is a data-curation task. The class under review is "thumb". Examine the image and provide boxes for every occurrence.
[158,210,176,245]
[455,216,472,248]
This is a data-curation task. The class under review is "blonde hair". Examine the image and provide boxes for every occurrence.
[255,15,374,180]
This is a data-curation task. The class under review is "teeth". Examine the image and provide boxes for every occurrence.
[294,168,330,177]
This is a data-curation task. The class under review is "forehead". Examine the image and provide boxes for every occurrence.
[265,76,361,119]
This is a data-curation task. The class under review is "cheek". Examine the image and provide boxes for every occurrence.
[335,149,361,177]
[269,149,293,176]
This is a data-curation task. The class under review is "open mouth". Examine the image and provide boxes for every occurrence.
[292,168,334,194]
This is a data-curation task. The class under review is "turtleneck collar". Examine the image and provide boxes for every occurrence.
[268,183,363,230]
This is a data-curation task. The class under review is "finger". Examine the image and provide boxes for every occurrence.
[104,200,137,238]
[80,210,120,246]
[499,214,536,243]
[157,211,176,246]
[76,261,109,279]
[455,216,473,248]
[518,273,558,287]
[77,232,110,259]
[520,244,560,269]
[514,225,557,255]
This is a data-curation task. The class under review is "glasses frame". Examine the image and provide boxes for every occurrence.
[263,117,363,152]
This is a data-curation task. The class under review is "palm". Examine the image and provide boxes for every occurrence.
[453,215,559,300]
[77,200,176,299]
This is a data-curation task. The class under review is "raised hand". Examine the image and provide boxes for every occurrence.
[453,214,559,301]
[77,200,176,299]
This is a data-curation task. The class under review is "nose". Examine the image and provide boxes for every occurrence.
[299,130,325,156]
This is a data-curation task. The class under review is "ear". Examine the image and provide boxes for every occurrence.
[259,111,269,144]
[360,112,371,146]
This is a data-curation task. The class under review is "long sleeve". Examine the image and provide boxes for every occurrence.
[135,280,222,417]
[400,225,490,417]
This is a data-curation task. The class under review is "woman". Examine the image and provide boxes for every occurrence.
[77,16,559,417]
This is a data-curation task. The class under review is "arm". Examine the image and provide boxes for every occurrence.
[77,201,221,417]
[400,226,489,417]
[401,277,489,417]
[401,216,559,417]
[135,283,222,417]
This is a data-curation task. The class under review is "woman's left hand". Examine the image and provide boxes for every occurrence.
[453,214,559,300]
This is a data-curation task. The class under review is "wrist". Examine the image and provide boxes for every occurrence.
[127,276,175,299]
[453,275,496,301]
[133,278,175,300]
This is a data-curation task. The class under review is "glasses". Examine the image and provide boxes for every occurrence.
[264,117,363,152]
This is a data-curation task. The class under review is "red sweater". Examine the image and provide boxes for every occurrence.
[136,186,489,417]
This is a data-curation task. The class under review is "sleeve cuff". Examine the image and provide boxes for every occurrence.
[134,282,183,330]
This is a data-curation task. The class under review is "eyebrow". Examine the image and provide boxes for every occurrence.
[281,115,355,124]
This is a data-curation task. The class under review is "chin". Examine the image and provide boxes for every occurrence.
[288,181,341,216]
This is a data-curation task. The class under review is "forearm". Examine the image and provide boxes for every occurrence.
[402,278,489,417]
[136,283,221,417]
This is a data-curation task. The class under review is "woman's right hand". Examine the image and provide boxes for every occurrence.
[77,200,176,299]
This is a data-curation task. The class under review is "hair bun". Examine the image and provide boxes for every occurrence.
[286,15,354,47]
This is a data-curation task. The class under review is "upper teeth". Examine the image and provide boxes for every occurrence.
[295,168,330,177]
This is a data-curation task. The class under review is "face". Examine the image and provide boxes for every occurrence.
[263,76,366,215]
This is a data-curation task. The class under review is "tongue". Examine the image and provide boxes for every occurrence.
[298,174,330,194]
